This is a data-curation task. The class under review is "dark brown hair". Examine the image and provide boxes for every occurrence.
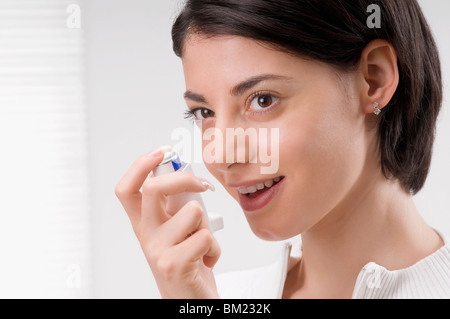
[172,0,442,195]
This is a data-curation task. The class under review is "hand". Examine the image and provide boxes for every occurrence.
[115,148,221,298]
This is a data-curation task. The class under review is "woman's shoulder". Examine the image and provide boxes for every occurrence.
[353,229,450,298]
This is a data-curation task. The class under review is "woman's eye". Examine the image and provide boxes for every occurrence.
[183,107,215,123]
[249,94,278,110]
[193,108,215,120]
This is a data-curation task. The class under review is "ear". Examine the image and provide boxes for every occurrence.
[358,39,399,114]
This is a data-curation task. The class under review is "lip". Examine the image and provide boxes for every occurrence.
[237,177,285,212]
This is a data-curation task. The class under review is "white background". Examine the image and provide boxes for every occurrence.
[84,0,450,298]
[0,0,91,298]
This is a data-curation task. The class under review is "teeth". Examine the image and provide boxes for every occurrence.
[238,177,283,195]
[247,185,257,193]
[264,179,273,188]
[238,188,248,194]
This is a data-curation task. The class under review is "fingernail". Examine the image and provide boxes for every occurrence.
[148,148,163,157]
[158,145,172,153]
[201,180,216,192]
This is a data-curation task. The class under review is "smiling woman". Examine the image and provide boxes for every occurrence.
[115,0,450,299]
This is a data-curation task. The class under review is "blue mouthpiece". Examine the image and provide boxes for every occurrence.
[171,155,182,172]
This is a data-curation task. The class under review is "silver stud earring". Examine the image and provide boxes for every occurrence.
[373,102,381,115]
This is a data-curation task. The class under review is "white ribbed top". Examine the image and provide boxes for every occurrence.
[216,231,450,299]
[352,232,450,298]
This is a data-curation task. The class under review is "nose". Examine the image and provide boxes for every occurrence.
[202,116,258,173]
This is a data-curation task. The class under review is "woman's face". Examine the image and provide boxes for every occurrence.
[182,35,376,240]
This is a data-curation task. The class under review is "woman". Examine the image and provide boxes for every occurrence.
[115,0,450,298]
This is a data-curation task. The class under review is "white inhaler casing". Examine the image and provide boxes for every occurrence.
[152,150,224,233]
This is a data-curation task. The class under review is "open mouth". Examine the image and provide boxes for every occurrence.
[237,176,285,212]
[245,176,284,198]
[238,176,285,197]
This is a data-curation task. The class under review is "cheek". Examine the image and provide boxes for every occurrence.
[276,99,365,233]
[280,98,343,172]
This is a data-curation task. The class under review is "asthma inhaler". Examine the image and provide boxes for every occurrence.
[152,147,224,233]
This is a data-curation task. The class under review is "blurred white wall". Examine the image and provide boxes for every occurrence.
[84,0,450,298]
[0,0,91,298]
[413,1,450,239]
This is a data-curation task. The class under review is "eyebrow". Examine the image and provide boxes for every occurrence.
[183,91,207,104]
[183,74,293,104]
[230,74,292,97]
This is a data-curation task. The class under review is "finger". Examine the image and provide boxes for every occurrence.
[141,172,212,232]
[176,228,221,269]
[153,200,209,246]
[143,171,214,198]
[115,148,164,224]
[116,148,164,198]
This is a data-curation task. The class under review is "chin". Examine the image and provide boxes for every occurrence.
[245,214,299,241]
[243,205,318,241]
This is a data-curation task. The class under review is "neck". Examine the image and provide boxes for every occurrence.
[284,172,443,299]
